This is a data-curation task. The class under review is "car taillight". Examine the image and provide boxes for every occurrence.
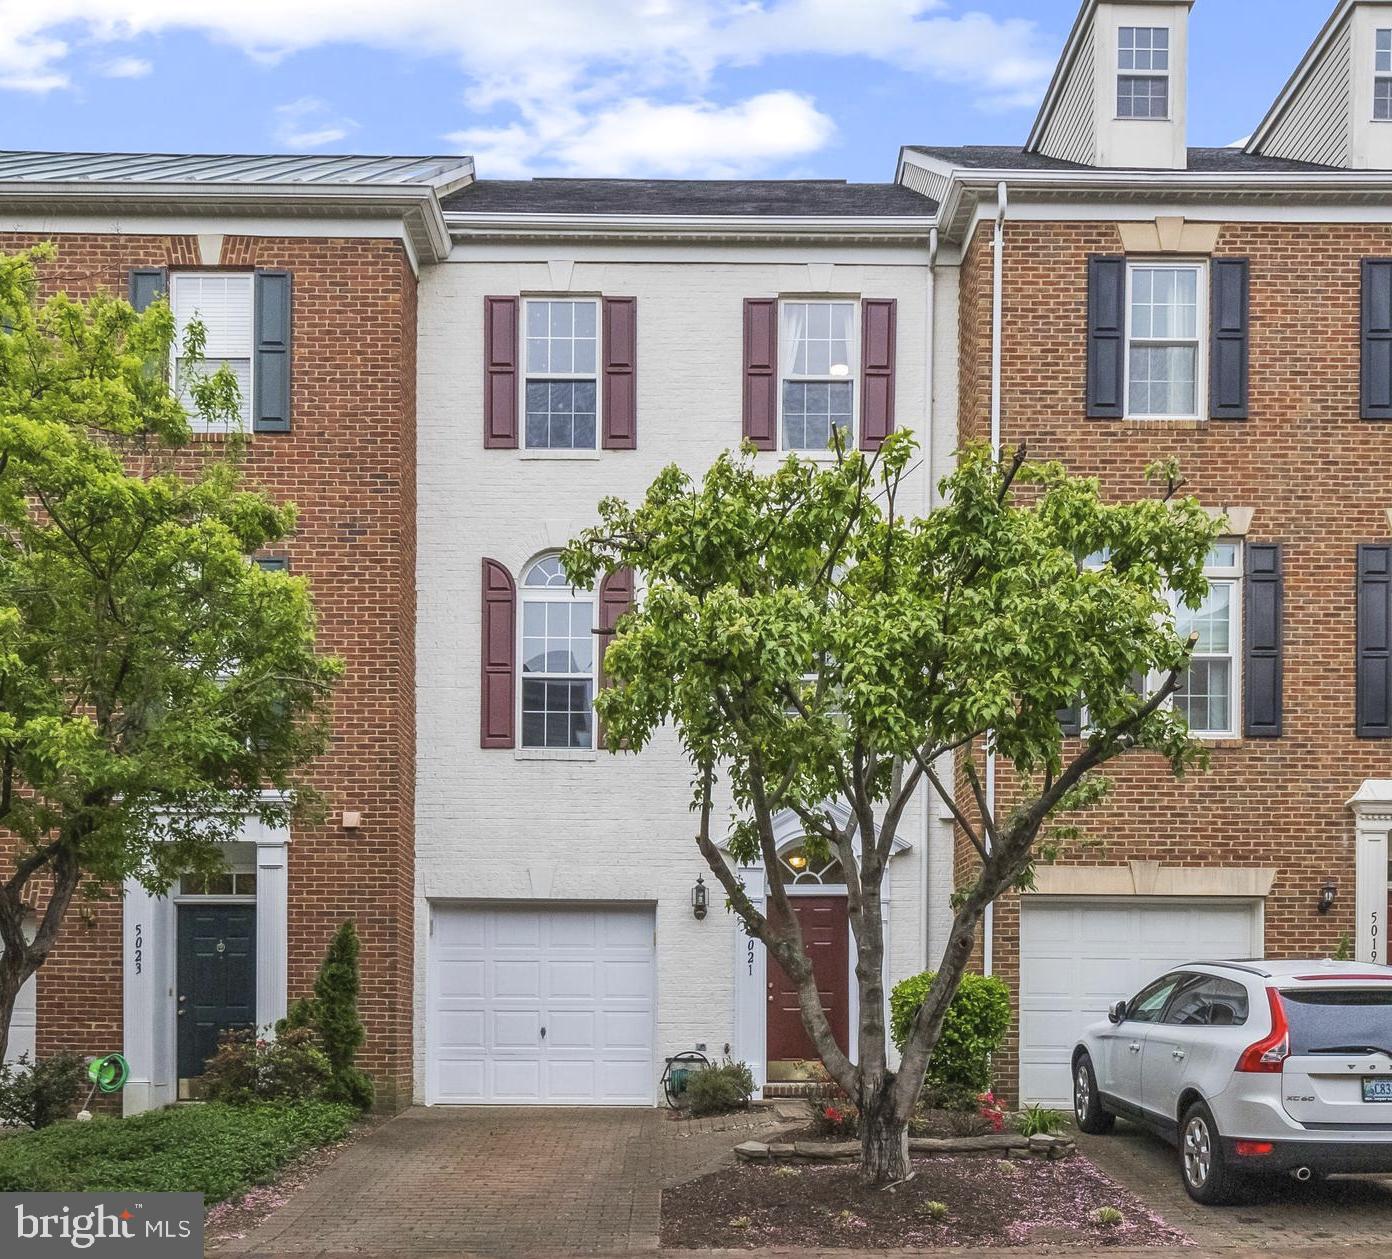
[1234,1140,1274,1157]
[1236,988,1289,1073]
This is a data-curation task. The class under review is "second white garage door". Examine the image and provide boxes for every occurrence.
[1018,899,1262,1106]
[428,904,655,1105]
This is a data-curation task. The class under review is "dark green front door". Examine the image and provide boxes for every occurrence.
[177,904,256,1080]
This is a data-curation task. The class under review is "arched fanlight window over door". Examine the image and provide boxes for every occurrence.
[778,844,845,885]
[520,555,595,749]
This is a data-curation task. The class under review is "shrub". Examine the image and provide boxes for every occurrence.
[889,971,1011,1104]
[1090,1206,1124,1228]
[814,1102,860,1138]
[201,1027,331,1105]
[1016,1103,1067,1137]
[279,922,374,1111]
[0,1053,85,1129]
[918,1200,949,1222]
[0,1101,356,1201]
[683,1060,754,1116]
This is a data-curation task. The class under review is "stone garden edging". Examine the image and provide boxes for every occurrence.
[734,1132,1078,1163]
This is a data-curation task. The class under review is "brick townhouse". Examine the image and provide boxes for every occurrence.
[10,0,1392,1121]
[0,154,473,1112]
[898,0,1392,1106]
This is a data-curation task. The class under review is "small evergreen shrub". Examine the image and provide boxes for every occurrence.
[201,1027,331,1105]
[683,1060,754,1116]
[275,921,374,1110]
[0,1053,85,1129]
[889,971,1011,1105]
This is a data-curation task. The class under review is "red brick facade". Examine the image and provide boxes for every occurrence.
[957,216,1392,1098]
[12,231,417,1109]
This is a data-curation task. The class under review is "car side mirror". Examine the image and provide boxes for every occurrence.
[1108,1000,1128,1025]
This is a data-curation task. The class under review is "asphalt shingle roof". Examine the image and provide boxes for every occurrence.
[906,145,1350,174]
[442,178,936,216]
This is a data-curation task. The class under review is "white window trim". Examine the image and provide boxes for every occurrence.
[169,271,254,435]
[1123,259,1207,422]
[1116,26,1172,121]
[517,555,597,751]
[777,297,860,455]
[520,295,602,453]
[1375,29,1392,121]
[1165,543,1243,740]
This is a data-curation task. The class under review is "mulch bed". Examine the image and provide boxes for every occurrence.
[661,1154,1191,1250]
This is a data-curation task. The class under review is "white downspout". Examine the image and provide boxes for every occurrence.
[922,226,940,973]
[984,182,1008,977]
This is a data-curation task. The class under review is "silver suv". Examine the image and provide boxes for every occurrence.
[1071,959,1392,1204]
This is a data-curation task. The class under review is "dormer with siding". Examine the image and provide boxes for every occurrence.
[1028,0,1193,170]
[1247,0,1392,169]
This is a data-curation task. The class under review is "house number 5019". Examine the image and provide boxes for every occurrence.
[133,923,143,976]
[1372,908,1381,966]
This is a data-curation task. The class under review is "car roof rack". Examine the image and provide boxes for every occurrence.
[1183,960,1273,977]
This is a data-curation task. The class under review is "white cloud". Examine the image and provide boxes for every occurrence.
[452,90,834,178]
[98,55,150,78]
[272,97,358,150]
[0,1,1057,171]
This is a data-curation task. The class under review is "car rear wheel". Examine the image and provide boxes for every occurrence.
[1180,1100,1243,1205]
[1073,1052,1115,1134]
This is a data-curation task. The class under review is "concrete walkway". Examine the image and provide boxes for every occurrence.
[213,1105,779,1258]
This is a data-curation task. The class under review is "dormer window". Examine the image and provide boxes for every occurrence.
[1117,26,1169,119]
[1376,30,1392,121]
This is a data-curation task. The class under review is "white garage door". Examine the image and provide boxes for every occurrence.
[1019,899,1262,1106]
[428,904,655,1105]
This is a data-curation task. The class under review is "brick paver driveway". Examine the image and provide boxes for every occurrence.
[214,1105,776,1258]
[1078,1120,1392,1250]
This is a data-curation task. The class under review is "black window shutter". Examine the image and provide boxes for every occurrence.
[1210,258,1250,420]
[253,269,292,433]
[1086,256,1126,419]
[1357,544,1392,737]
[1057,701,1082,737]
[1243,543,1282,737]
[1362,260,1392,421]
[128,267,167,312]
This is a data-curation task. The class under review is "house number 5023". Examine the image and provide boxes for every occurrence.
[133,923,143,976]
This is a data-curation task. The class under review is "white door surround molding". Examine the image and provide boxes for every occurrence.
[122,814,289,1116]
[1349,780,1392,965]
[730,807,911,1095]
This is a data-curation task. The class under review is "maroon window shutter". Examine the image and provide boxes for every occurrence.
[481,558,516,748]
[602,297,637,449]
[597,567,635,749]
[860,298,897,450]
[484,296,519,448]
[743,298,778,450]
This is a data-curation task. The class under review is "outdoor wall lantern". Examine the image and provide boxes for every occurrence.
[1318,880,1337,914]
[692,875,709,921]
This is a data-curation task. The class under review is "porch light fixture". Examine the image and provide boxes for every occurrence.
[692,875,709,921]
[1318,881,1337,914]
[787,853,808,871]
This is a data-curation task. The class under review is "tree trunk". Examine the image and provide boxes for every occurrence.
[859,1075,911,1184]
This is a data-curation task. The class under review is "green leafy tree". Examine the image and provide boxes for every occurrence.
[0,245,340,1061]
[564,432,1217,1183]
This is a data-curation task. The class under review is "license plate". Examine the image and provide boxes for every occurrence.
[1363,1077,1392,1103]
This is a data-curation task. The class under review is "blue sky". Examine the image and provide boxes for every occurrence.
[2,2,1333,180]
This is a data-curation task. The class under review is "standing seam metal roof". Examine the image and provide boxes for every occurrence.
[0,151,474,187]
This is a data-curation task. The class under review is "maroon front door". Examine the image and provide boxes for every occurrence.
[766,895,850,1062]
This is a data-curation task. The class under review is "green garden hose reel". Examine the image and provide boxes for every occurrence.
[76,1052,130,1119]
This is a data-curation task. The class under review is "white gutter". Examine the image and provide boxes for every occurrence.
[984,181,1008,978]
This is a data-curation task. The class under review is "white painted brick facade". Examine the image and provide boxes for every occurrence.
[415,242,956,1103]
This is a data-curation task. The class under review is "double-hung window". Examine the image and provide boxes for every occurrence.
[520,555,595,749]
[524,298,598,450]
[1377,30,1392,120]
[1117,26,1170,118]
[780,300,856,452]
[170,272,253,432]
[1171,543,1242,738]
[1126,262,1204,419]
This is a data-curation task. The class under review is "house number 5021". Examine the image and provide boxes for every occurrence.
[746,938,756,977]
[133,923,143,976]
